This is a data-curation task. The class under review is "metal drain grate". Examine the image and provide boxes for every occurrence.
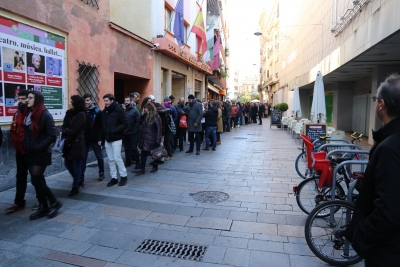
[233,137,247,139]
[135,239,207,261]
[189,191,229,203]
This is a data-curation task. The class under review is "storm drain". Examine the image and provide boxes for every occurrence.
[233,137,247,139]
[189,191,229,203]
[135,239,207,261]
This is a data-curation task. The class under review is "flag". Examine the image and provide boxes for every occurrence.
[203,17,215,62]
[190,8,207,60]
[208,35,221,70]
[173,0,185,47]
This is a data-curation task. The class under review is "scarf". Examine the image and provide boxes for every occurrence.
[24,111,32,126]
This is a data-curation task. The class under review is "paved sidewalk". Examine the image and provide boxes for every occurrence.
[0,119,363,267]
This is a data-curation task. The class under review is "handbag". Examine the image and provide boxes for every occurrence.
[151,146,168,161]
[179,114,188,128]
[52,132,65,153]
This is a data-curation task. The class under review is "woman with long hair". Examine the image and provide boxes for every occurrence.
[62,95,86,197]
[134,102,162,175]
[23,91,61,220]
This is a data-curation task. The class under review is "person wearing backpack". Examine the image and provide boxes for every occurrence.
[81,93,105,182]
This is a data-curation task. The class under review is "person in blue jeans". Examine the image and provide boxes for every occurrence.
[202,100,218,151]
[81,94,105,182]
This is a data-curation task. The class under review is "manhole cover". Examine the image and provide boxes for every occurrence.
[189,191,229,203]
[233,137,247,139]
[136,239,207,261]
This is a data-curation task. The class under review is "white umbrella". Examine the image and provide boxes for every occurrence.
[250,99,260,103]
[310,71,326,123]
[291,85,302,118]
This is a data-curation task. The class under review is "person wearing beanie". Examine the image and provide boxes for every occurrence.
[185,94,203,155]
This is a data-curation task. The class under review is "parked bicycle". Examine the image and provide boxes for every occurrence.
[295,132,363,179]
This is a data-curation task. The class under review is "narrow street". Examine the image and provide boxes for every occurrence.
[0,120,364,267]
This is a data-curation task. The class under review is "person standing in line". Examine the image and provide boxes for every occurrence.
[223,101,232,131]
[81,94,105,182]
[62,95,86,197]
[174,97,187,151]
[101,94,128,187]
[258,103,265,125]
[168,95,178,153]
[23,91,61,220]
[6,90,31,212]
[135,102,162,175]
[200,101,207,144]
[129,92,141,111]
[345,74,400,267]
[122,96,140,169]
[268,103,272,118]
[185,94,203,155]
[250,103,257,123]
[216,101,223,145]
[231,102,238,128]
[202,100,218,151]
[162,97,174,160]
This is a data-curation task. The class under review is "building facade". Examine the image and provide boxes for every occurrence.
[258,0,400,144]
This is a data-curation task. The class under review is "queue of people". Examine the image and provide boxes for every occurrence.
[5,91,269,220]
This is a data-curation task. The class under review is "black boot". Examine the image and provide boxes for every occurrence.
[29,201,49,220]
[135,169,145,175]
[47,200,62,218]
[134,164,141,169]
[150,165,158,173]
[68,187,79,197]
[118,177,127,186]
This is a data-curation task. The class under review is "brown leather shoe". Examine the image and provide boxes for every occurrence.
[99,173,105,181]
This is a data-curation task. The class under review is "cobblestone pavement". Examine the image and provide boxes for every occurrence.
[0,119,364,267]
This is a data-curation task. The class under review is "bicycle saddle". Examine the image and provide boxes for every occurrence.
[319,136,328,140]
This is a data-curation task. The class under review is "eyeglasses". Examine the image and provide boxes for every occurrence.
[28,97,35,100]
[17,98,27,101]
[371,96,381,102]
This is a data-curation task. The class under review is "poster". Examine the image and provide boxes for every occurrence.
[0,16,66,122]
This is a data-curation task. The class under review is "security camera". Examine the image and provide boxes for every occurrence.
[150,43,160,50]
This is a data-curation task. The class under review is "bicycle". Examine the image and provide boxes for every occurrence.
[295,132,364,179]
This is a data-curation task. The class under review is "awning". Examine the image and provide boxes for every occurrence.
[207,83,219,93]
[207,76,224,89]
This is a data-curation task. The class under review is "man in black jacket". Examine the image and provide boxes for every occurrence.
[101,94,128,187]
[345,74,400,266]
[174,97,187,151]
[122,96,140,170]
[81,94,105,182]
[203,100,218,151]
[257,103,265,125]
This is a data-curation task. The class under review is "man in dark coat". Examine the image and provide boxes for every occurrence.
[223,101,232,131]
[203,100,218,151]
[81,93,105,182]
[185,94,203,155]
[101,94,128,187]
[257,103,265,125]
[345,74,400,266]
[122,96,140,169]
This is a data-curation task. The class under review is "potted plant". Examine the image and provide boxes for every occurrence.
[275,102,288,128]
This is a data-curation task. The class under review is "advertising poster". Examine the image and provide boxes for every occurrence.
[0,16,66,122]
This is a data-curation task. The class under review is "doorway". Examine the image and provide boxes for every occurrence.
[352,94,370,136]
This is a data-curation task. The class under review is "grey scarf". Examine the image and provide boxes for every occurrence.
[24,111,32,126]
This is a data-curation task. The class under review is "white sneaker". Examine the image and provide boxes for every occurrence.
[238,125,241,128]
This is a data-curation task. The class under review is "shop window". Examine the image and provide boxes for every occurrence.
[77,61,100,104]
[81,0,99,9]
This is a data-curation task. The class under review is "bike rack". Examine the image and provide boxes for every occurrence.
[317,143,363,152]
[326,149,370,171]
[312,138,350,145]
[330,160,369,257]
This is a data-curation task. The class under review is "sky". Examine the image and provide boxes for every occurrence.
[227,0,269,81]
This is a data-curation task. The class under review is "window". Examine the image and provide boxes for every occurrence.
[81,0,99,9]
[184,25,188,44]
[267,70,269,78]
[277,3,279,18]
[165,7,172,31]
[235,86,238,91]
[77,61,100,104]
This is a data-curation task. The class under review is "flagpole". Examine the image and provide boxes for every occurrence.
[164,0,183,37]
[185,0,206,44]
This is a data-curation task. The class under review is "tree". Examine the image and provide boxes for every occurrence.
[252,94,260,100]
[239,91,251,103]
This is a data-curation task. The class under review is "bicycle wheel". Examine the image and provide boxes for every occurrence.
[295,151,308,179]
[296,176,345,217]
[305,201,362,266]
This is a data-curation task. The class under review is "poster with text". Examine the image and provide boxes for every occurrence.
[0,16,66,122]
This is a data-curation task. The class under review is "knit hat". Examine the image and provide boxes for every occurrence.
[188,94,195,99]
[164,96,170,102]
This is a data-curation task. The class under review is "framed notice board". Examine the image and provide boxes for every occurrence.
[303,123,327,141]
[270,109,281,129]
